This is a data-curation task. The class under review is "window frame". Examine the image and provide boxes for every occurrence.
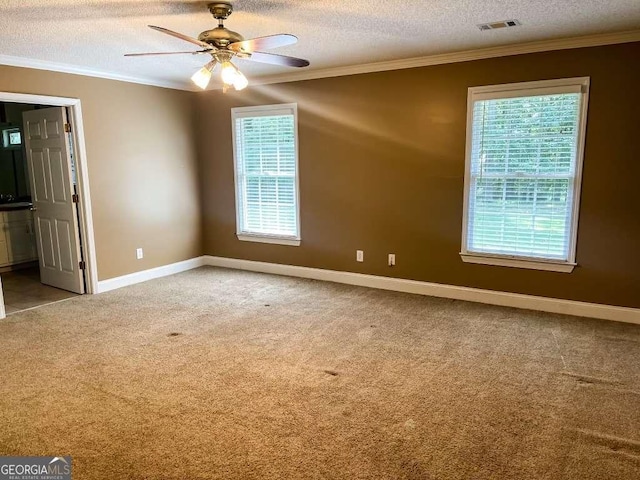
[460,77,590,273]
[231,103,301,246]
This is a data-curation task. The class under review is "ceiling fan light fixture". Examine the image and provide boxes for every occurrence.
[191,60,217,90]
[233,71,249,91]
[220,61,240,85]
[191,68,211,89]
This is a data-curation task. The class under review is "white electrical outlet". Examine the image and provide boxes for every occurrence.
[136,248,144,260]
[388,253,396,266]
[356,250,364,262]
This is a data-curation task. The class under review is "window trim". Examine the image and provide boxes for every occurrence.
[231,103,301,246]
[460,77,590,273]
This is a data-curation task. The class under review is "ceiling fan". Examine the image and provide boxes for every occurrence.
[125,2,310,91]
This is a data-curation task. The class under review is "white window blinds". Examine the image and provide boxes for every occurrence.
[464,79,588,265]
[232,104,300,241]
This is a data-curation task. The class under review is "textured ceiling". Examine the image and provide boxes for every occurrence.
[1,0,639,90]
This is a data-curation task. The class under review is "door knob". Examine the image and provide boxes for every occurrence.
[29,206,37,212]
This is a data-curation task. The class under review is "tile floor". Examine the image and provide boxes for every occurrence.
[1,267,77,314]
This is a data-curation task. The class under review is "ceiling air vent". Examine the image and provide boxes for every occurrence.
[478,19,522,31]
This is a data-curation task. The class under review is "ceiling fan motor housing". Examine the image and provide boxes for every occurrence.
[199,27,244,48]
[201,3,243,48]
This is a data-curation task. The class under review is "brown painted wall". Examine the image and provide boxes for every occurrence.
[0,66,201,280]
[195,42,640,308]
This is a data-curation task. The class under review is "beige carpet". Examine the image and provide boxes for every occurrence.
[0,267,638,479]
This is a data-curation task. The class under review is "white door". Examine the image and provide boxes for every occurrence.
[22,107,85,294]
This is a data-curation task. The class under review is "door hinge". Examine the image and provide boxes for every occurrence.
[79,261,86,270]
[72,194,79,203]
[64,123,72,133]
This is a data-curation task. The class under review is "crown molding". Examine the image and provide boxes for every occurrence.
[247,29,640,88]
[0,54,194,91]
[1,30,638,92]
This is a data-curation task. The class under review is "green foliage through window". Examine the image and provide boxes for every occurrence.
[234,111,299,238]
[467,92,582,260]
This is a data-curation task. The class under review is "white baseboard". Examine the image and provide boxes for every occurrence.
[203,256,640,325]
[0,277,5,320]
[92,255,639,325]
[96,257,206,293]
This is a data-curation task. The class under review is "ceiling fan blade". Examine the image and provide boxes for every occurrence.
[125,50,212,57]
[229,34,298,53]
[244,51,310,68]
[148,25,212,49]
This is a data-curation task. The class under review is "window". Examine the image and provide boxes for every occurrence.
[461,78,590,272]
[2,127,22,149]
[232,103,300,246]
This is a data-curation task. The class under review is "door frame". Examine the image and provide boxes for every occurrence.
[0,92,98,318]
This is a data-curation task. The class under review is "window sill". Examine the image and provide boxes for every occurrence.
[460,253,576,273]
[237,234,300,247]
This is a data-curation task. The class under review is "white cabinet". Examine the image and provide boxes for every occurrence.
[0,209,38,267]
[6,221,37,264]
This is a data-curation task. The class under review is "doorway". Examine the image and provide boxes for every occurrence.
[0,92,97,319]
[1,268,77,314]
